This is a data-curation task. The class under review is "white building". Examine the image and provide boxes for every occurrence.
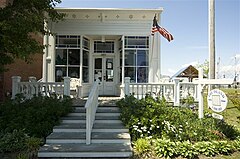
[43,8,163,97]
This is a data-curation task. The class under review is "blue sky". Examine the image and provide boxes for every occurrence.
[57,0,240,78]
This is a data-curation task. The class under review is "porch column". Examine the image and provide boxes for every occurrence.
[43,20,55,82]
[149,13,161,83]
[47,34,55,82]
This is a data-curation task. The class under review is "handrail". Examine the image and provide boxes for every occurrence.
[85,79,100,145]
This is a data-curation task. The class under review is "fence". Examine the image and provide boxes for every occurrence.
[124,77,198,106]
[11,76,70,99]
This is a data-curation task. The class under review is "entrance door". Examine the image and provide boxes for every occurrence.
[94,57,115,96]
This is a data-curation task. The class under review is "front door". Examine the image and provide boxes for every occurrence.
[94,57,115,96]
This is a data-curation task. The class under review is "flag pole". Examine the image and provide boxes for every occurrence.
[209,0,216,80]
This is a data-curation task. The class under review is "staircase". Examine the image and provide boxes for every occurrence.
[38,99,133,158]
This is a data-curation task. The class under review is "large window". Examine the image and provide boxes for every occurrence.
[55,49,80,81]
[124,36,149,83]
[55,36,89,83]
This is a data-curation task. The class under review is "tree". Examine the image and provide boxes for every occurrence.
[196,60,209,77]
[0,0,64,72]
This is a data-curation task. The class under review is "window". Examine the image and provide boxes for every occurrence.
[82,51,89,83]
[124,36,149,83]
[56,35,80,48]
[82,37,90,83]
[124,36,149,48]
[94,41,114,53]
[55,35,90,83]
[55,49,80,81]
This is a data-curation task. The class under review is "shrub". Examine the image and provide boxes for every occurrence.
[117,95,239,142]
[133,138,151,155]
[0,95,72,154]
[154,138,178,158]
[0,95,73,138]
[0,129,28,153]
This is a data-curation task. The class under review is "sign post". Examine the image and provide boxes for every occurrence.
[194,69,233,119]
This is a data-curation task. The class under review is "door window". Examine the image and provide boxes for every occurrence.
[106,58,114,82]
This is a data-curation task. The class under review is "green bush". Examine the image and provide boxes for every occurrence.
[118,95,240,158]
[133,138,151,155]
[0,95,72,138]
[117,95,239,142]
[153,139,239,159]
[0,95,72,154]
[154,138,178,158]
[0,129,28,153]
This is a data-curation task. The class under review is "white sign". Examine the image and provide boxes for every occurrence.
[207,89,228,112]
[212,113,223,120]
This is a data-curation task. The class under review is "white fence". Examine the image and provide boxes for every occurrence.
[11,76,70,99]
[124,77,198,106]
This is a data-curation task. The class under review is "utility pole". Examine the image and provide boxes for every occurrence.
[209,0,215,80]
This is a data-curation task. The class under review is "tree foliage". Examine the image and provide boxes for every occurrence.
[0,0,64,72]
[196,59,209,77]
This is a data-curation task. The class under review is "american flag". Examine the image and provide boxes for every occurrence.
[151,15,173,42]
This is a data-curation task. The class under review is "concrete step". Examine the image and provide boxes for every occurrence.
[61,115,120,121]
[46,132,131,144]
[38,143,132,158]
[53,123,129,133]
[68,112,120,117]
[62,118,121,124]
[73,107,120,113]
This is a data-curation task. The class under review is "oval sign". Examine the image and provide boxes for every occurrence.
[207,89,228,113]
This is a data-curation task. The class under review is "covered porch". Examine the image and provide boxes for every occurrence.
[42,8,162,97]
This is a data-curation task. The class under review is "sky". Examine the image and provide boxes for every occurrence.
[57,0,240,79]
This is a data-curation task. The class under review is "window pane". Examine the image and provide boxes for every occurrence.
[68,49,80,65]
[106,58,114,82]
[137,67,148,83]
[55,67,67,82]
[94,41,114,53]
[125,36,149,48]
[125,67,136,83]
[68,67,80,78]
[83,67,89,83]
[125,50,135,66]
[56,35,80,48]
[137,50,148,66]
[56,49,67,65]
[83,50,89,67]
[83,37,90,50]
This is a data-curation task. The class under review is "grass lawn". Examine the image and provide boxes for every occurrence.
[203,88,240,129]
[201,88,240,159]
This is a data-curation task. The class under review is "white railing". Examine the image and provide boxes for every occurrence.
[85,79,100,145]
[179,82,198,101]
[129,83,175,101]
[12,76,70,99]
[124,77,199,106]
